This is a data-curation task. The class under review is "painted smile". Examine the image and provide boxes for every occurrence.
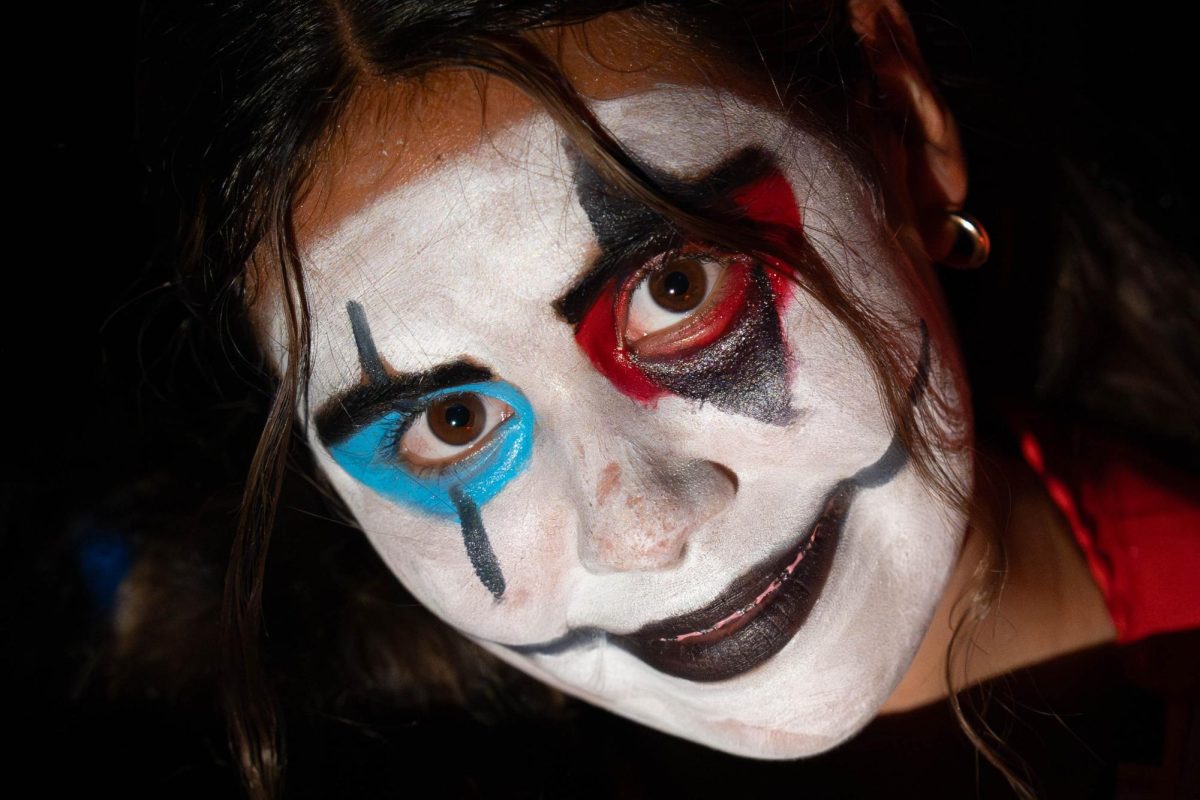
[505,323,930,683]
[509,431,906,681]
[610,479,854,681]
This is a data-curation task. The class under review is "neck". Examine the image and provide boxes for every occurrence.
[880,443,1117,713]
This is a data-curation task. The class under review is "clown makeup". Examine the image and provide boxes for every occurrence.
[284,85,972,759]
[314,301,534,599]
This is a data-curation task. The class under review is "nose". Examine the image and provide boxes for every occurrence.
[577,456,737,574]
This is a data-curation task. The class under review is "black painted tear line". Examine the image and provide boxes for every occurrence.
[449,484,506,600]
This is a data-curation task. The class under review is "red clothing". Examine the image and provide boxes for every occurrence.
[1017,419,1200,643]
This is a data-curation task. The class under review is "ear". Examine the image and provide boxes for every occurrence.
[848,0,967,264]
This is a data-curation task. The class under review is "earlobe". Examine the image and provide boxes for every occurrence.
[848,0,971,265]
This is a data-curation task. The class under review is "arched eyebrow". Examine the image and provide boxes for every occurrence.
[552,146,777,326]
[314,301,493,446]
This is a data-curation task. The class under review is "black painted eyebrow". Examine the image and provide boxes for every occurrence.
[553,146,778,326]
[315,301,493,445]
[315,360,494,446]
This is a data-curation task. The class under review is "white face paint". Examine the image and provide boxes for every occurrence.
[280,85,973,758]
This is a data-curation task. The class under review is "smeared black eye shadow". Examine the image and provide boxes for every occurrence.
[557,144,795,424]
[553,145,777,327]
[317,300,508,600]
[635,265,795,424]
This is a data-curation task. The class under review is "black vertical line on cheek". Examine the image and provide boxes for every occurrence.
[333,301,507,600]
[449,484,506,601]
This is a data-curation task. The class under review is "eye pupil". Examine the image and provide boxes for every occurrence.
[648,257,708,313]
[663,270,690,297]
[444,404,472,428]
[429,394,486,446]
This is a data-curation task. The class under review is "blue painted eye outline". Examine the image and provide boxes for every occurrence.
[327,380,535,517]
[381,392,513,479]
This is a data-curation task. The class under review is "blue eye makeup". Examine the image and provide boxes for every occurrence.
[314,301,535,600]
[328,380,534,517]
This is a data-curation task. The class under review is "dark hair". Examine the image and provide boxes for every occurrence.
[139,1,1199,798]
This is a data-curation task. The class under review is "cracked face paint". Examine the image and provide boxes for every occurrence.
[278,85,973,762]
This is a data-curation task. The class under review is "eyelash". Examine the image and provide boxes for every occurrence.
[379,400,499,479]
[617,244,747,351]
[381,412,437,473]
[328,381,535,517]
[623,241,709,289]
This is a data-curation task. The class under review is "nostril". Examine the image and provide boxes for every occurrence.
[655,459,738,533]
[707,460,739,496]
[691,460,738,530]
[654,458,738,496]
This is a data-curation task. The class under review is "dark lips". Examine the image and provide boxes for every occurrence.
[609,481,854,681]
[506,475,868,683]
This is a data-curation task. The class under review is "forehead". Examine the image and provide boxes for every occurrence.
[295,85,832,400]
[293,13,760,244]
[300,104,586,391]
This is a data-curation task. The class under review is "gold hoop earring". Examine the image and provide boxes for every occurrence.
[940,211,990,269]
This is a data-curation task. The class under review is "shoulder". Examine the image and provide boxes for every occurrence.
[1014,414,1200,644]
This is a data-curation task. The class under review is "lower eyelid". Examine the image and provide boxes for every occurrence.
[328,380,535,517]
[626,258,750,360]
[625,258,723,341]
[396,405,514,472]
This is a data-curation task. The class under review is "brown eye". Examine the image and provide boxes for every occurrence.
[648,257,708,312]
[427,394,486,446]
[397,393,515,469]
[625,254,724,344]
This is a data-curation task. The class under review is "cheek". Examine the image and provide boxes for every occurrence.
[318,444,580,642]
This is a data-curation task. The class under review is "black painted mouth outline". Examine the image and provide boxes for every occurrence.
[504,324,931,683]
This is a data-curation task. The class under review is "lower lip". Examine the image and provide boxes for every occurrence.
[609,482,854,682]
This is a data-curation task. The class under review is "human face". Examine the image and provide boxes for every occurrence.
[273,78,972,757]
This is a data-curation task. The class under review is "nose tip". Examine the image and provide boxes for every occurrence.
[578,459,737,574]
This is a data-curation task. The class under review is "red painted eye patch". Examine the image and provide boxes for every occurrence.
[572,168,803,406]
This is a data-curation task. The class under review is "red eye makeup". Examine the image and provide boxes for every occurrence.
[558,147,805,424]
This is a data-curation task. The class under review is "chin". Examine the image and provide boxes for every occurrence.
[554,640,901,761]
[612,681,875,760]
[689,718,854,761]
